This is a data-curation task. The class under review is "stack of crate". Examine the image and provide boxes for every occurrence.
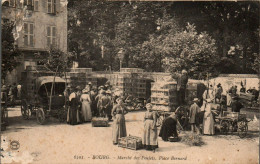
[151,81,178,111]
[116,68,146,99]
[185,80,206,105]
[67,68,97,89]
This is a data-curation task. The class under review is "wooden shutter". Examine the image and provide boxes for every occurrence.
[47,26,51,46]
[34,0,39,11]
[29,24,33,46]
[55,0,60,14]
[42,0,46,13]
[53,0,56,14]
[10,0,15,7]
[47,0,52,13]
[52,26,56,46]
[24,23,28,46]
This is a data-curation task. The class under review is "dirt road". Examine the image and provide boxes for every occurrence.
[1,106,259,164]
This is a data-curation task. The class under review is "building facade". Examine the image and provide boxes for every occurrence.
[2,0,67,84]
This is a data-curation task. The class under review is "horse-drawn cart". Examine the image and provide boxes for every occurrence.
[21,76,68,124]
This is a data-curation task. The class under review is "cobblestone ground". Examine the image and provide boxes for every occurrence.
[1,106,259,164]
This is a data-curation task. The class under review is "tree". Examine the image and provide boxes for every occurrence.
[1,21,21,80]
[37,48,72,77]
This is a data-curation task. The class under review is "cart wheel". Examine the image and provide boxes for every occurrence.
[237,120,248,138]
[36,108,46,125]
[220,120,229,135]
[21,100,31,120]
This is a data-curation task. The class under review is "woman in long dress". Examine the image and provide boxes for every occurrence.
[80,88,92,122]
[111,98,128,145]
[143,103,158,151]
[203,99,215,135]
[68,87,81,125]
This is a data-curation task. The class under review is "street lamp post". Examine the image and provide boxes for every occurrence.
[118,48,125,70]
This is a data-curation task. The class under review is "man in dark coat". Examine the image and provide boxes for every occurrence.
[159,113,178,141]
[189,98,201,134]
[231,96,243,113]
[172,69,188,106]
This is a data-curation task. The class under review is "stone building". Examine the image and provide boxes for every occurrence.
[2,0,68,84]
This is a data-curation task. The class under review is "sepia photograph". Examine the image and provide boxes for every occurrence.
[1,0,259,163]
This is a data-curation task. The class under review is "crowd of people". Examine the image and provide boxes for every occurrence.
[1,83,22,107]
[1,71,259,152]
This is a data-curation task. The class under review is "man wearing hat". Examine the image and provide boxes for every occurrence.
[171,69,188,106]
[189,98,201,134]
[97,90,111,117]
[215,83,223,103]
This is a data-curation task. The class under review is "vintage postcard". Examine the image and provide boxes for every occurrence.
[1,0,259,164]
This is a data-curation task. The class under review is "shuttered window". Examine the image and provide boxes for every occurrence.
[9,0,15,7]
[47,0,56,14]
[24,0,34,10]
[34,0,39,11]
[24,23,34,47]
[47,26,56,47]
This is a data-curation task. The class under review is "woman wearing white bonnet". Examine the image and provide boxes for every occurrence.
[203,98,215,135]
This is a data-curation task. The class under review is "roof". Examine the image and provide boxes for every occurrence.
[36,76,65,90]
[218,74,259,78]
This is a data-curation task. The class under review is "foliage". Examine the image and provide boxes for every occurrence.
[37,48,72,76]
[1,21,21,80]
[140,21,218,79]
[68,1,259,75]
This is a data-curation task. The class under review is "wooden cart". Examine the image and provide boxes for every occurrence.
[215,111,250,138]
[21,76,68,124]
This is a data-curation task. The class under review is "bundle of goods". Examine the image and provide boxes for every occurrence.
[180,132,204,146]
[91,117,109,127]
[118,135,143,150]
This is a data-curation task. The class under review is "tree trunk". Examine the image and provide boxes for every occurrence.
[222,26,229,57]
[242,46,247,73]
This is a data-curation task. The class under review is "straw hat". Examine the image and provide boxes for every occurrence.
[206,98,213,103]
[193,98,199,102]
[82,86,90,93]
[106,90,112,94]
[181,69,187,74]
[146,103,153,109]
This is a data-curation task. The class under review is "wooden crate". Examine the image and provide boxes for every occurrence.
[118,135,143,150]
[91,117,109,127]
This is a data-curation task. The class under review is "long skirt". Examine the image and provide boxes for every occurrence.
[67,106,80,125]
[81,101,92,122]
[203,112,215,135]
[112,114,127,144]
[143,120,158,148]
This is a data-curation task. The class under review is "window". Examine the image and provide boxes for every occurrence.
[47,0,56,14]
[34,0,39,11]
[9,0,15,7]
[47,26,56,47]
[2,0,16,7]
[24,0,34,10]
[24,23,34,47]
